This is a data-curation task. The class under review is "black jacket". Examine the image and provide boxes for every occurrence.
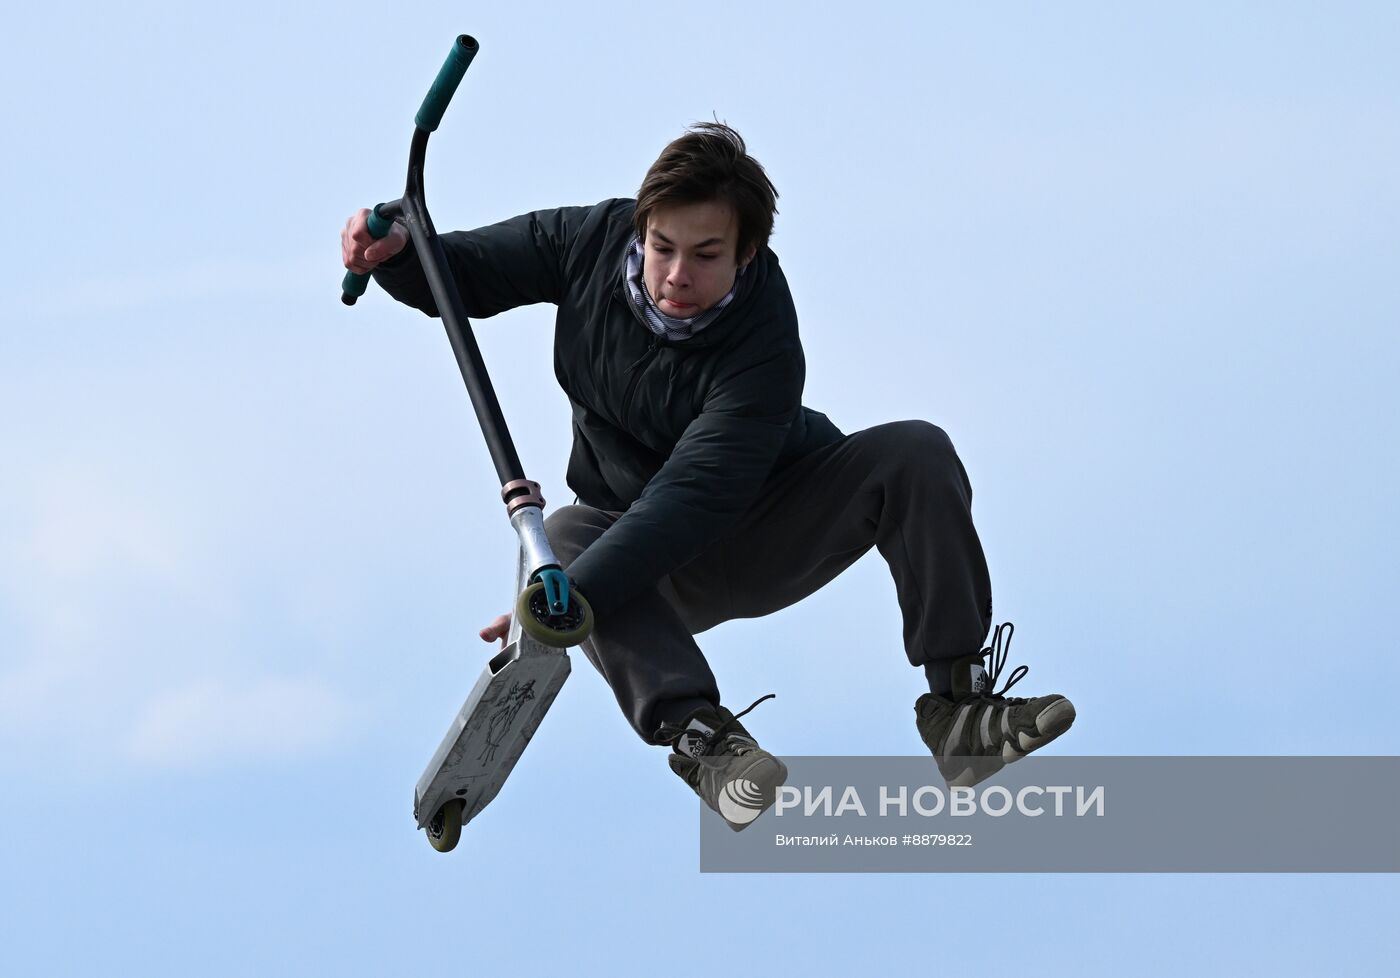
[372,198,842,616]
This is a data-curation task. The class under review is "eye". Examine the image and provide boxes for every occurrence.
[698,254,718,261]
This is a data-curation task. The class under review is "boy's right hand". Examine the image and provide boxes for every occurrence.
[341,208,409,274]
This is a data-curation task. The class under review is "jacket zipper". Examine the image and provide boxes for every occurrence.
[618,334,660,424]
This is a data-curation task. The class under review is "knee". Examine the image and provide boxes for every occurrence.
[544,504,611,563]
[863,421,967,491]
[862,420,957,464]
[895,420,956,459]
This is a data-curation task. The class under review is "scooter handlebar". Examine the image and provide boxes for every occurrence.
[342,35,479,306]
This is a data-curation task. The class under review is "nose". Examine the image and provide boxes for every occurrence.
[665,257,692,289]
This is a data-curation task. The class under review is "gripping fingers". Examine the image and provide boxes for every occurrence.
[479,612,512,648]
[342,208,405,274]
[341,210,376,274]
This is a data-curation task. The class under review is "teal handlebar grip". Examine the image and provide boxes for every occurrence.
[341,204,397,306]
[415,35,479,133]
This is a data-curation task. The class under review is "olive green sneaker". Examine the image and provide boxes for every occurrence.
[656,695,788,832]
[915,623,1076,787]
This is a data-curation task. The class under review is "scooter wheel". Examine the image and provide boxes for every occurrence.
[516,581,594,648]
[426,799,464,853]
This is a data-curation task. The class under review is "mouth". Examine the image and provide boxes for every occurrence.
[664,298,695,310]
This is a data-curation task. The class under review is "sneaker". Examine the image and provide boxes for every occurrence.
[915,623,1076,787]
[656,695,788,832]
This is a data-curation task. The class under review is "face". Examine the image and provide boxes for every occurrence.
[643,200,756,317]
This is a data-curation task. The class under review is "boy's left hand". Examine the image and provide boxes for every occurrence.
[478,612,511,649]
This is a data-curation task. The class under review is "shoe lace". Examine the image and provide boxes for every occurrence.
[655,693,776,756]
[980,622,1030,701]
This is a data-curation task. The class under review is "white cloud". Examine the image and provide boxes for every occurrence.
[126,675,352,765]
[0,449,358,769]
[21,458,190,584]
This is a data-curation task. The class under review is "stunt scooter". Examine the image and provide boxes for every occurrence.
[341,35,594,853]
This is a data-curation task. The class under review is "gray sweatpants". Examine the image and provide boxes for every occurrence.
[543,420,993,743]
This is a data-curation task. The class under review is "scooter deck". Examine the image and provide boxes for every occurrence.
[414,638,570,831]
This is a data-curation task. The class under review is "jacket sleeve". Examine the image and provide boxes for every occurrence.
[564,348,804,617]
[370,204,598,318]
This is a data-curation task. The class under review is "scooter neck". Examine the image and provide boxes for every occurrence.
[398,126,529,494]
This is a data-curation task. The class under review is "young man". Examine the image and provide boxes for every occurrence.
[341,123,1075,830]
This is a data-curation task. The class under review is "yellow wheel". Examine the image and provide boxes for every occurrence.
[426,799,464,853]
[516,581,594,648]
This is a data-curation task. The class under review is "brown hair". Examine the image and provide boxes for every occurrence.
[634,122,779,261]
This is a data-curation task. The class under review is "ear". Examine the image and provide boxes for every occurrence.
[739,245,757,269]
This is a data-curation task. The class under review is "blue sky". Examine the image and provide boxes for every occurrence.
[2,2,1397,974]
